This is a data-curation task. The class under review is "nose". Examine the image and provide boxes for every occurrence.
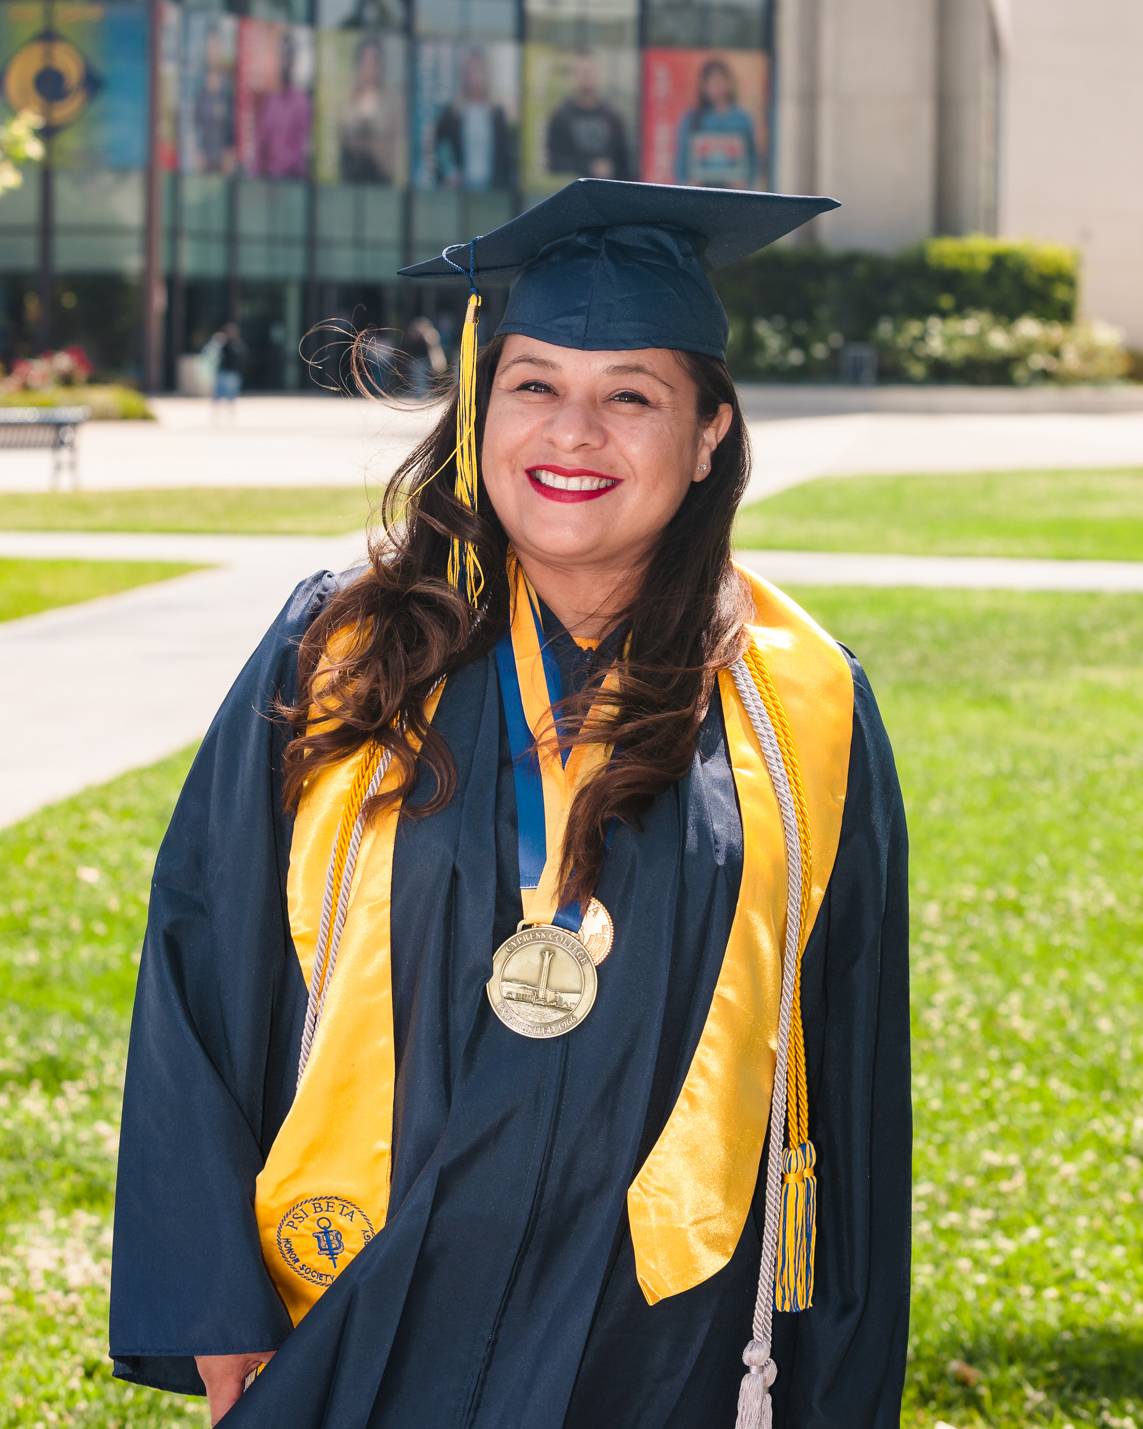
[540,392,607,454]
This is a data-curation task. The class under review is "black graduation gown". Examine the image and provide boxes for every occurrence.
[109,572,911,1429]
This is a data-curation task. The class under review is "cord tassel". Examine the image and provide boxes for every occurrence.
[735,1339,776,1429]
[448,291,484,609]
[775,1140,816,1312]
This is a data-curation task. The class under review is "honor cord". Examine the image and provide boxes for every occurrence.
[297,744,393,1086]
[729,652,806,1429]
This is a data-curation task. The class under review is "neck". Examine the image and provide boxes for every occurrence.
[514,550,643,642]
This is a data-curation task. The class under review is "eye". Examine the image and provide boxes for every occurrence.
[610,389,650,405]
[515,379,555,394]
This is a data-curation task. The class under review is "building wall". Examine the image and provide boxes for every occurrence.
[773,0,940,252]
[998,0,1143,342]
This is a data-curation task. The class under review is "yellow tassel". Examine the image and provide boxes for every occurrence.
[448,291,484,609]
[775,1140,816,1311]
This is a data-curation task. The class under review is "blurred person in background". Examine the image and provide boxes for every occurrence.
[675,59,756,190]
[434,45,513,190]
[398,314,446,396]
[546,51,630,180]
[207,322,246,405]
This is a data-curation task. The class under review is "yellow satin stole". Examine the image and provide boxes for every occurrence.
[253,568,852,1323]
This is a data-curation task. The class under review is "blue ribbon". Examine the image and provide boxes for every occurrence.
[495,606,585,934]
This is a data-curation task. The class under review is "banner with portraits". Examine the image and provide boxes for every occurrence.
[236,19,315,181]
[0,0,148,169]
[641,47,769,190]
[411,39,517,191]
[179,11,237,175]
[521,43,637,193]
[314,30,406,187]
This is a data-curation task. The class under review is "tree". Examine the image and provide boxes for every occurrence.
[0,110,44,197]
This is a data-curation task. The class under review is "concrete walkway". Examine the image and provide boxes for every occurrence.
[4,527,1143,829]
[0,531,366,828]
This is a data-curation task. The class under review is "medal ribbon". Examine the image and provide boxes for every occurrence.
[494,560,617,931]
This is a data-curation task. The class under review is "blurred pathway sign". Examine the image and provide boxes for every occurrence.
[0,3,148,168]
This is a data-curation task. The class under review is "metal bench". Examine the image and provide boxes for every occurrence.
[0,406,91,490]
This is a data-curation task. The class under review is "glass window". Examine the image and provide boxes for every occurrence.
[0,169,40,234]
[55,171,145,229]
[644,0,771,50]
[410,188,511,263]
[415,0,517,42]
[524,0,637,48]
[181,173,230,234]
[317,0,407,31]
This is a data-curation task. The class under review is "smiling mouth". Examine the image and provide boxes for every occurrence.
[527,467,620,502]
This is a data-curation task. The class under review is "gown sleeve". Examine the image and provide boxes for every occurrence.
[108,572,339,1395]
[768,653,912,1429]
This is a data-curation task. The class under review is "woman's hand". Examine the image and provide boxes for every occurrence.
[195,1352,275,1425]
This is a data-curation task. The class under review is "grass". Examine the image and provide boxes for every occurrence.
[1,588,1142,1425]
[735,468,1143,560]
[0,749,203,1426]
[0,487,372,536]
[793,586,1143,1429]
[0,558,204,623]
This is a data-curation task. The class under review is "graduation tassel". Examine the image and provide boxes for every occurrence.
[740,642,818,1315]
[447,290,484,610]
[775,1142,816,1312]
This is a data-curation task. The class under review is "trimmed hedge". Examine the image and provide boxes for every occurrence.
[713,235,1081,380]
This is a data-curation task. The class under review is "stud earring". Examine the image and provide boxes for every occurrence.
[698,463,708,472]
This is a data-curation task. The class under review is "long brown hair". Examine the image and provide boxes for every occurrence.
[281,333,753,904]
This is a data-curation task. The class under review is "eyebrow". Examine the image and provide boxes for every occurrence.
[602,362,675,389]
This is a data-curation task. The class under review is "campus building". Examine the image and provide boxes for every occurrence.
[0,0,1137,390]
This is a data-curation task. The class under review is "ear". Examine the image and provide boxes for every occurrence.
[694,402,734,483]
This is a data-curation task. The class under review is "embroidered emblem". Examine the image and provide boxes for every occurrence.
[276,1195,375,1288]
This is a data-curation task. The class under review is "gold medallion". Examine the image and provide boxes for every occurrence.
[486,924,598,1038]
[578,896,614,966]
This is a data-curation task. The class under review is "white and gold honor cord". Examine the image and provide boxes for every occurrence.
[729,654,805,1429]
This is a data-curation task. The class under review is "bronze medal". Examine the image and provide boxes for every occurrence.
[486,923,598,1038]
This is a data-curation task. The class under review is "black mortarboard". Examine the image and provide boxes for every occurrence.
[399,179,838,360]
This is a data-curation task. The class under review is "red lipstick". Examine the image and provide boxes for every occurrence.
[525,465,621,504]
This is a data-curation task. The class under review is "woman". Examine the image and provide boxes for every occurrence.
[110,180,910,1428]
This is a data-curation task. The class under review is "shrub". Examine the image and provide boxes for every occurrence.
[714,235,1088,383]
[0,384,154,419]
[872,311,1129,386]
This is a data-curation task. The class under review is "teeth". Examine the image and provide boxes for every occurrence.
[531,468,617,491]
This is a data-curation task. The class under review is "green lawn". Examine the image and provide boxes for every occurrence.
[1,589,1142,1426]
[735,468,1143,561]
[0,558,204,623]
[0,487,372,535]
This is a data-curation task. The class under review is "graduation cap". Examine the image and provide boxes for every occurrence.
[398,179,837,611]
[399,178,838,360]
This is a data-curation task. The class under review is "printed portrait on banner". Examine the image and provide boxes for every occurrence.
[180,11,237,175]
[0,0,148,169]
[236,19,315,181]
[412,40,517,191]
[522,43,637,192]
[641,47,769,190]
[314,30,406,186]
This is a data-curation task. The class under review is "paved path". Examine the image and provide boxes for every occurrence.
[2,395,1143,504]
[4,528,1143,829]
[737,549,1143,591]
[0,531,366,828]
